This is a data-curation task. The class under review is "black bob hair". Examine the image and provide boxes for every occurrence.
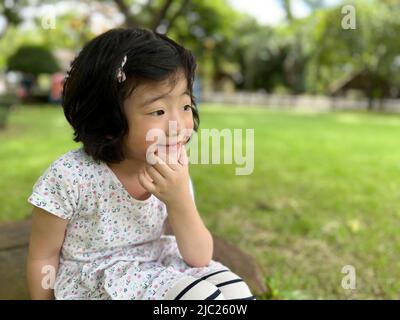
[62,27,199,164]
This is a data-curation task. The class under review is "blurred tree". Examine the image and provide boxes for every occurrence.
[7,45,60,76]
[240,27,288,91]
[278,0,327,22]
[112,0,191,33]
[7,45,60,101]
[0,0,24,38]
[306,0,400,108]
[182,0,240,91]
[111,0,241,90]
[280,0,294,22]
[0,0,248,91]
[272,0,329,93]
[302,0,327,10]
[230,16,263,90]
[0,0,60,39]
[234,19,313,94]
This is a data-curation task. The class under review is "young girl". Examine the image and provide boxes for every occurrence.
[26,27,255,300]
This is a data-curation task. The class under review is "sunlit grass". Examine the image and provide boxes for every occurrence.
[1,103,400,299]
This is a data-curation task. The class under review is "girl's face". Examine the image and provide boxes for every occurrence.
[122,71,194,165]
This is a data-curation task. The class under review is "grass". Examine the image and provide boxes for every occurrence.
[1,103,400,299]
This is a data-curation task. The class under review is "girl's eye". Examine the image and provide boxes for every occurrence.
[183,105,192,111]
[149,110,165,116]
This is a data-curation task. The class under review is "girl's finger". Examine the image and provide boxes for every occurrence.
[146,165,165,184]
[138,170,156,193]
[166,157,180,171]
[151,155,174,178]
[143,166,153,182]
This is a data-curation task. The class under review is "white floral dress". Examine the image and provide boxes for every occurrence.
[28,147,228,300]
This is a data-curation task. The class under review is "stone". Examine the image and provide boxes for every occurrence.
[0,219,268,299]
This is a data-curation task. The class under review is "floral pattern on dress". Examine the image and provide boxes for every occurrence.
[28,147,228,300]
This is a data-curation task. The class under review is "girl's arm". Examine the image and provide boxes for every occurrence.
[139,151,213,268]
[26,206,68,300]
[166,195,213,268]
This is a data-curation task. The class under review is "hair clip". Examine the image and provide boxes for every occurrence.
[116,55,127,83]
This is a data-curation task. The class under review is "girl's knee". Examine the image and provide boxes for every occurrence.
[164,276,225,300]
[201,270,255,300]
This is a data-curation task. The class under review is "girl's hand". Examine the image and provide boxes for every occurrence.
[138,147,191,206]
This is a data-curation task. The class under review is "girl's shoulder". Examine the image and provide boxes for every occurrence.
[51,147,101,172]
[39,147,103,187]
[29,147,100,220]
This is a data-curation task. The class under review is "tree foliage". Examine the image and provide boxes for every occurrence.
[1,0,400,99]
[7,45,60,75]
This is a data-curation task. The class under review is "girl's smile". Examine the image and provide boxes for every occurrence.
[155,141,183,164]
[120,70,194,171]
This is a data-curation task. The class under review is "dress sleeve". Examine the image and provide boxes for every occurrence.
[27,157,81,220]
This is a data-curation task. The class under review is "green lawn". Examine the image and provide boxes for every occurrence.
[1,104,400,299]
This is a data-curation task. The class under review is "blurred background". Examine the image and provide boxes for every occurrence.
[1,0,400,299]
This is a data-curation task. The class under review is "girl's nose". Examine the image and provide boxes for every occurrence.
[167,119,182,137]
[167,112,183,136]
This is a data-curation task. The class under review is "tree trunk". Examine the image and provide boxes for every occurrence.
[113,0,141,27]
[163,0,191,33]
[151,0,174,31]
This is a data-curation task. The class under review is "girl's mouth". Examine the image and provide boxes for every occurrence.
[158,139,184,148]
[158,142,182,152]
[161,142,182,147]
[155,142,183,163]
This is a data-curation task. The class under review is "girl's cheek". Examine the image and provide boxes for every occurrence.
[184,112,194,127]
[187,119,194,131]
